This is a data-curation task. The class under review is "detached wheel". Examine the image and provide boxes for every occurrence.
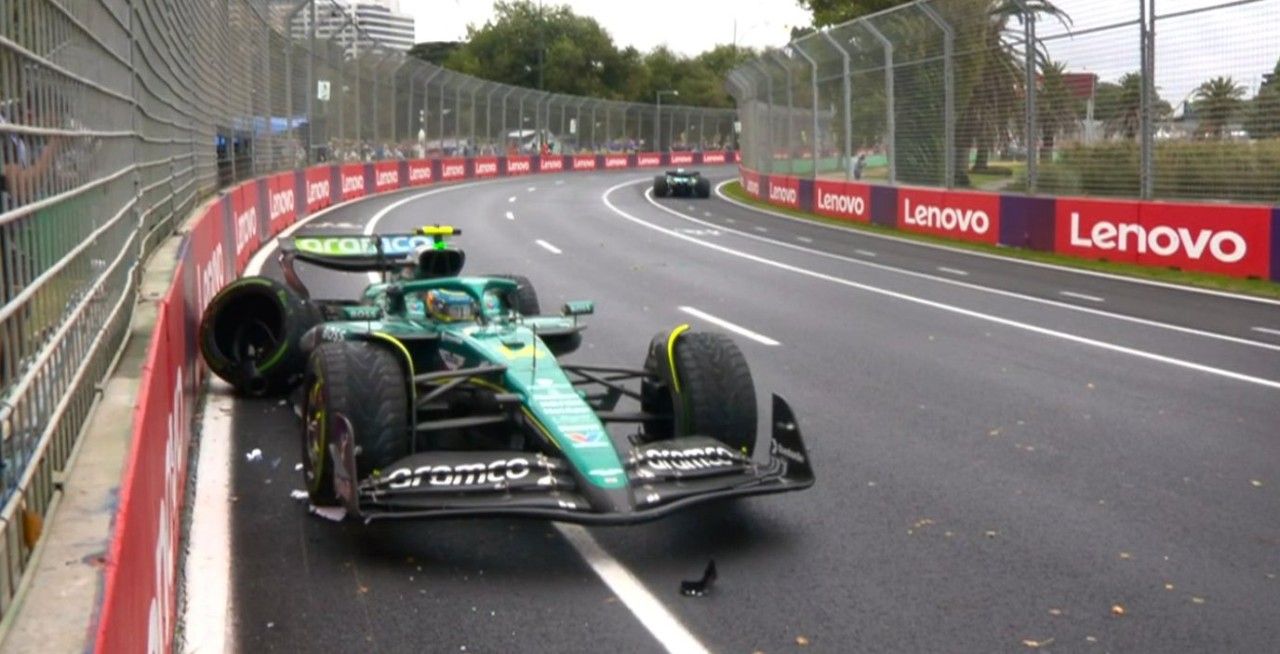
[199,276,320,396]
[301,341,412,505]
[653,175,669,197]
[640,329,758,456]
[695,177,711,198]
[488,273,541,315]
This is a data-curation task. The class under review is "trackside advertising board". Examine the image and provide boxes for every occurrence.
[505,155,532,175]
[669,151,694,166]
[604,153,629,169]
[267,173,296,234]
[738,164,1277,281]
[305,166,332,212]
[441,157,467,181]
[373,161,400,192]
[473,156,500,178]
[407,159,433,185]
[702,151,727,164]
[636,152,662,167]
[340,164,365,201]
[572,154,597,170]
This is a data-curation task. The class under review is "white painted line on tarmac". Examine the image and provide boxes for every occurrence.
[753,226,769,233]
[508,195,517,203]
[854,249,877,258]
[703,211,713,217]
[1060,291,1105,303]
[555,524,711,654]
[937,266,969,277]
[536,239,562,255]
[505,211,515,221]
[724,218,736,224]
[714,179,1280,307]
[646,185,1280,354]
[679,306,781,346]
[608,180,1280,389]
[181,380,235,654]
[555,179,565,185]
[527,186,537,192]
[797,236,814,244]
[1252,327,1280,337]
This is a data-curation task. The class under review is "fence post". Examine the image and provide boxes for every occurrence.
[919,3,955,188]
[790,44,821,180]
[748,60,774,174]
[861,21,896,184]
[818,29,852,181]
[1019,2,1039,192]
[767,52,795,174]
[1140,0,1155,199]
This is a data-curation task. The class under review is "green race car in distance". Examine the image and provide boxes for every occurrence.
[198,226,813,524]
[653,168,712,198]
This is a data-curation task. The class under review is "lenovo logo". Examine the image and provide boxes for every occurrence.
[196,243,225,313]
[768,184,797,205]
[375,169,398,188]
[702,152,726,164]
[408,164,431,182]
[341,174,363,194]
[745,179,760,196]
[442,164,466,179]
[670,153,693,165]
[573,157,596,170]
[816,187,865,217]
[234,207,257,253]
[604,155,628,169]
[507,158,531,173]
[306,179,329,205]
[269,189,294,221]
[539,157,564,171]
[637,154,661,167]
[475,161,498,176]
[903,198,990,235]
[1069,212,1246,263]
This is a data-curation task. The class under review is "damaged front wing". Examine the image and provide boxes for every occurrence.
[327,395,815,524]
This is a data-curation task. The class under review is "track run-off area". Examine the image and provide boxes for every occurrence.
[183,166,1280,653]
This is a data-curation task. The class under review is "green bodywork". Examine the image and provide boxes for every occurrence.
[320,276,626,489]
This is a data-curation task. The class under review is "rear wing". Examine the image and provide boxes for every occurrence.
[280,233,432,272]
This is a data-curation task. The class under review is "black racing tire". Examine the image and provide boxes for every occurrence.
[641,329,758,455]
[199,276,320,396]
[695,176,711,198]
[488,273,541,315]
[301,341,412,505]
[653,175,669,197]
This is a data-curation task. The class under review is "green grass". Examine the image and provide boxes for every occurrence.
[719,181,1280,300]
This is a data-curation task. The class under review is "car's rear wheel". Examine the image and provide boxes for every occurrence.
[487,273,541,315]
[640,329,758,456]
[695,176,711,198]
[653,175,669,197]
[301,341,412,505]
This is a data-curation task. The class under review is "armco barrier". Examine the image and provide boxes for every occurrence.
[738,166,1279,281]
[93,151,737,652]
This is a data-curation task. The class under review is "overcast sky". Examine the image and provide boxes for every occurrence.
[405,0,1279,103]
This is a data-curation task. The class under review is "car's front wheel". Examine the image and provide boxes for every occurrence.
[640,329,758,456]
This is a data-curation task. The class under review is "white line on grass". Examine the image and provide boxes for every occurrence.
[606,180,1280,389]
[678,306,780,346]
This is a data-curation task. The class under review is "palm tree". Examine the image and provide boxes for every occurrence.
[1193,76,1246,139]
[1036,59,1079,161]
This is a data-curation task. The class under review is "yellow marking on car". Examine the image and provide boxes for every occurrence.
[666,324,690,394]
[372,332,417,406]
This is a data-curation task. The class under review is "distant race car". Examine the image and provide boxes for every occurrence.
[653,168,711,198]
[198,226,814,524]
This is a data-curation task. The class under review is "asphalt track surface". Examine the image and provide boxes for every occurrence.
[219,167,1280,653]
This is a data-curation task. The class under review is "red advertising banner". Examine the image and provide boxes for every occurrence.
[190,201,230,319]
[473,156,500,178]
[702,151,727,164]
[604,154,629,169]
[734,151,742,163]
[231,183,260,274]
[95,267,193,654]
[1057,196,1272,277]
[373,161,400,193]
[538,155,565,173]
[669,151,694,166]
[741,168,761,198]
[636,152,662,167]
[267,173,296,235]
[572,154,597,170]
[340,164,365,201]
[305,165,332,213]
[441,157,468,181]
[505,155,532,175]
[406,159,433,186]
[813,180,871,223]
[898,187,1000,244]
[766,175,800,209]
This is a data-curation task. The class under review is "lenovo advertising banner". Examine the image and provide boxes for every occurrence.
[604,153,629,169]
[229,182,260,274]
[537,155,565,173]
[813,180,871,223]
[304,166,333,213]
[266,173,296,235]
[1057,196,1272,278]
[473,156,500,178]
[505,155,532,176]
[741,168,761,198]
[702,151,727,164]
[406,159,433,186]
[572,154,597,170]
[636,152,662,167]
[766,175,800,209]
[440,157,467,181]
[898,187,1000,244]
[339,164,365,201]
[373,161,400,193]
[669,151,694,166]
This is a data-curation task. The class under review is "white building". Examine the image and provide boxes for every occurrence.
[277,0,416,54]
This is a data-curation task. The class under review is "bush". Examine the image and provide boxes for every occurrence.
[1033,140,1280,204]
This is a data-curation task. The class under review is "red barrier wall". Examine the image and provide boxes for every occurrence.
[636,152,662,167]
[814,179,871,223]
[339,164,365,201]
[473,156,500,178]
[267,173,296,234]
[604,154,629,169]
[373,161,400,193]
[505,155,532,175]
[572,154,597,170]
[305,166,332,213]
[440,157,468,181]
[898,187,1001,245]
[406,160,432,186]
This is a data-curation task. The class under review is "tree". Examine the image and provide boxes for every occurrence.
[796,0,916,27]
[1092,72,1169,140]
[1244,59,1280,139]
[406,41,461,66]
[1192,76,1246,139]
[1037,59,1080,161]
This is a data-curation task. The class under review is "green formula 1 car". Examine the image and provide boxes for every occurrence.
[653,169,712,198]
[198,226,813,524]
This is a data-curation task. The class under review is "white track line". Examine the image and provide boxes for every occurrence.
[1253,327,1280,337]
[535,239,562,255]
[937,266,969,277]
[505,211,515,221]
[527,186,537,192]
[854,249,877,258]
[713,179,1280,307]
[679,306,781,346]
[797,236,814,244]
[606,179,1280,390]
[652,185,1280,354]
[555,524,711,654]
[181,380,235,654]
[1060,291,1105,303]
[508,195,517,203]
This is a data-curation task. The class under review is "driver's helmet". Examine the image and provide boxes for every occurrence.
[423,289,477,322]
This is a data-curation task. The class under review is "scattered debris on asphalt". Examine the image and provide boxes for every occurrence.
[680,560,717,597]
